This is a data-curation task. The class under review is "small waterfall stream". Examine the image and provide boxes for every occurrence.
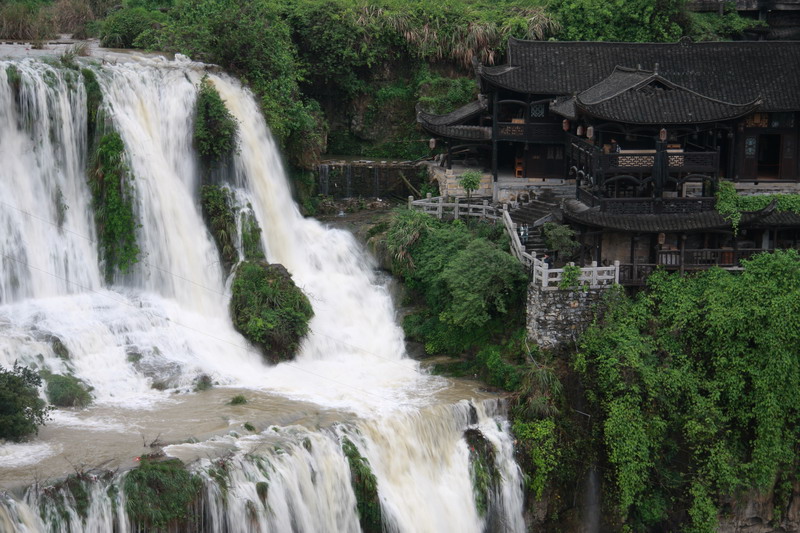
[0,55,525,532]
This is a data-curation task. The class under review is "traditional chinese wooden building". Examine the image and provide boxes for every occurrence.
[417,38,800,284]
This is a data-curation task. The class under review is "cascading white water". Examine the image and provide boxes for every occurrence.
[0,54,525,532]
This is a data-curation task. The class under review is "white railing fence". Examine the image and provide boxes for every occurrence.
[408,194,500,220]
[531,256,620,290]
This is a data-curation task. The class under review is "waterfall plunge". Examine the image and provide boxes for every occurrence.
[0,55,525,532]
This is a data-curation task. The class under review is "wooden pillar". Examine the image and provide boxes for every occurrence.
[680,234,687,275]
[492,91,498,182]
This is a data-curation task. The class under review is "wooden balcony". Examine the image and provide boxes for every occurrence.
[567,136,720,185]
[496,121,564,143]
[618,248,766,285]
[577,188,716,214]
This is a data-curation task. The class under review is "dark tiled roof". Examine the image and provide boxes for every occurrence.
[419,123,492,141]
[564,204,800,232]
[482,39,800,111]
[416,97,491,140]
[550,96,577,120]
[571,67,761,124]
[416,96,487,127]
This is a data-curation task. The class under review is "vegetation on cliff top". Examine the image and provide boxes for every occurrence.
[385,209,525,355]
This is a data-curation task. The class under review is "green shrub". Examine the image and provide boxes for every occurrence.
[45,374,92,408]
[0,363,50,441]
[240,210,265,261]
[229,394,247,405]
[512,419,559,499]
[100,7,165,48]
[542,222,580,260]
[230,261,314,362]
[194,76,237,163]
[124,458,202,530]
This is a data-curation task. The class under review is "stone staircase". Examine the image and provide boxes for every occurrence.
[509,198,560,256]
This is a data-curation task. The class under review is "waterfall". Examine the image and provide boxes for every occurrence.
[0,54,525,532]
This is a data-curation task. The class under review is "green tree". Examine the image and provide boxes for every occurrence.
[0,363,50,441]
[459,170,482,202]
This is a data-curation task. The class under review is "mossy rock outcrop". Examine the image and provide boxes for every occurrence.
[230,261,313,363]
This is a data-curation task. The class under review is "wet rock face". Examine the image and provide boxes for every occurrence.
[127,346,184,390]
[718,483,800,533]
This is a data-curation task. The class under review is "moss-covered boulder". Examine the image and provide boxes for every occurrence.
[465,428,500,518]
[342,437,382,533]
[230,261,313,363]
[44,373,92,408]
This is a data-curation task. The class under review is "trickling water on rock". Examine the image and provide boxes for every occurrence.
[0,54,525,532]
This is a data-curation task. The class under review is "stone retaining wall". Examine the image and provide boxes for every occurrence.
[526,283,608,350]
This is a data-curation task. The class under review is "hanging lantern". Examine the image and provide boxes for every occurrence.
[577,125,584,136]
[586,126,594,139]
[428,138,437,150]
[562,119,570,132]
[659,128,667,142]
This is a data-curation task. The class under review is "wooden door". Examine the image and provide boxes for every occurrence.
[780,133,797,180]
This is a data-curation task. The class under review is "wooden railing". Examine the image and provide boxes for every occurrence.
[598,195,717,214]
[656,248,762,268]
[618,248,765,285]
[408,194,501,220]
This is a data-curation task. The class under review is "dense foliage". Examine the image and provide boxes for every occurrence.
[0,363,50,441]
[230,261,314,362]
[89,131,140,281]
[385,209,526,355]
[716,181,800,234]
[124,458,202,530]
[542,222,580,261]
[576,250,800,531]
[193,76,237,163]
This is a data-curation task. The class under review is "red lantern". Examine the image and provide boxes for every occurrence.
[562,119,570,132]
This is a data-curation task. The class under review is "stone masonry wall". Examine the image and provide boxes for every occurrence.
[526,284,608,350]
